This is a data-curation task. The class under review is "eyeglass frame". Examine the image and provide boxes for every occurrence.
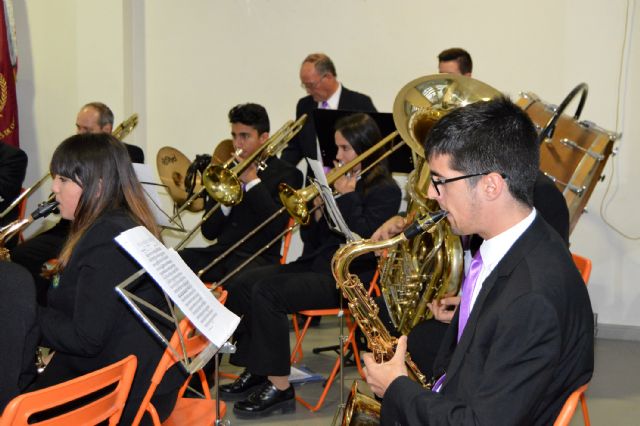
[300,73,327,90]
[430,171,508,196]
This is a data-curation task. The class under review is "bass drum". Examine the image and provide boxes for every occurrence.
[517,90,618,234]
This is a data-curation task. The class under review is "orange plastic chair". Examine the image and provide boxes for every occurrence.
[0,355,137,426]
[572,253,592,286]
[289,269,381,412]
[132,317,226,426]
[553,383,591,426]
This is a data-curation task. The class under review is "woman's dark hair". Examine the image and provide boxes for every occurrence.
[334,113,392,190]
[50,133,160,267]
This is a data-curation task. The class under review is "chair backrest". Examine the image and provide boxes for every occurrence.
[0,355,137,426]
[553,383,590,426]
[131,318,211,426]
[572,253,592,285]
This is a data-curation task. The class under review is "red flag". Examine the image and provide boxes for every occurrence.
[0,0,18,148]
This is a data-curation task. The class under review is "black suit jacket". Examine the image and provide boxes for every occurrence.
[199,156,303,261]
[280,86,376,165]
[0,142,28,229]
[33,210,184,424]
[534,171,569,244]
[382,216,594,425]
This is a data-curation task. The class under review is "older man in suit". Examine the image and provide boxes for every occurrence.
[364,98,593,425]
[280,53,376,166]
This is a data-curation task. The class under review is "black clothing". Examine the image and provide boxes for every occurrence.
[0,141,28,240]
[30,210,184,425]
[534,171,570,244]
[382,217,594,425]
[123,142,144,164]
[0,262,38,411]
[280,87,376,166]
[226,175,401,376]
[180,156,302,283]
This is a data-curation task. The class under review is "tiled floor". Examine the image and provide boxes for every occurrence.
[216,315,640,425]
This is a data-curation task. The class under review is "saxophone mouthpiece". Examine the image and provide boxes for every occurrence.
[31,201,60,220]
[403,210,448,239]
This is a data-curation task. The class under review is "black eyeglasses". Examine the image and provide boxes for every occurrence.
[430,171,507,196]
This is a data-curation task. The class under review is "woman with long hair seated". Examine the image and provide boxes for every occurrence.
[29,133,183,424]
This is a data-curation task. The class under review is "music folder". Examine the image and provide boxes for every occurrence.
[313,109,415,174]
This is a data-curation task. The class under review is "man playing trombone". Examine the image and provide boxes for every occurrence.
[179,103,303,283]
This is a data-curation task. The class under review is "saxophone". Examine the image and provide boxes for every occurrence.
[332,210,448,387]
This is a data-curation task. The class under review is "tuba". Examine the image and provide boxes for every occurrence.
[381,74,500,334]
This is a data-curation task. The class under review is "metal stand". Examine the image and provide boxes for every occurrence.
[331,292,348,426]
[214,341,236,426]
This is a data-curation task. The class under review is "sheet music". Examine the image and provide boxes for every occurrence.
[115,226,240,348]
[133,163,173,228]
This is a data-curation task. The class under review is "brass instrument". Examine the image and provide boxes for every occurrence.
[172,114,308,251]
[0,113,139,221]
[381,74,501,334]
[279,130,403,225]
[0,201,59,260]
[333,210,447,386]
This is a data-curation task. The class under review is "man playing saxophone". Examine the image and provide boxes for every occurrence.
[363,98,593,425]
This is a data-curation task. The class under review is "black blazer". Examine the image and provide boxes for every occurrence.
[382,216,594,425]
[298,175,401,277]
[280,86,377,165]
[201,156,303,261]
[0,141,27,228]
[123,142,145,164]
[33,210,184,424]
[534,171,569,244]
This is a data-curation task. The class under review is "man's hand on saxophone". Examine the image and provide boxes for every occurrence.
[363,335,410,398]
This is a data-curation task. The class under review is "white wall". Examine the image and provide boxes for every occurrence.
[13,0,640,334]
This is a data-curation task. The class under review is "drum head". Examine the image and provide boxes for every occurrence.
[156,147,204,211]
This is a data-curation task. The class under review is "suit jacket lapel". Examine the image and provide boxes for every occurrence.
[442,216,547,388]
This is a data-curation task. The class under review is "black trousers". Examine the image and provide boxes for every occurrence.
[226,262,339,377]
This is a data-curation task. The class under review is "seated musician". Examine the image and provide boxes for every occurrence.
[220,112,402,418]
[179,103,303,284]
[363,98,593,425]
[28,133,183,425]
[10,102,144,306]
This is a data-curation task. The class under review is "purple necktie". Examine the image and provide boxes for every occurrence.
[457,250,483,342]
[432,250,483,393]
[321,100,329,109]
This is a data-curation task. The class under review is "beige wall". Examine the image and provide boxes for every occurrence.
[13,0,640,334]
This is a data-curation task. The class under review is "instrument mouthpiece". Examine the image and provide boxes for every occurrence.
[403,210,448,240]
[31,201,60,220]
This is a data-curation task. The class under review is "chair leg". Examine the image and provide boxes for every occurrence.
[290,315,313,365]
[580,393,590,426]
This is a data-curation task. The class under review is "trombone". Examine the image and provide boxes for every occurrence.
[170,114,308,250]
[197,129,406,284]
[0,113,140,220]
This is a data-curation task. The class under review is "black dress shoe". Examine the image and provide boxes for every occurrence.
[218,370,267,401]
[233,382,296,418]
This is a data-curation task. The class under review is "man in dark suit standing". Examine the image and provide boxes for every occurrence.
[280,53,376,166]
[10,102,144,305]
[180,103,303,283]
[364,98,594,425]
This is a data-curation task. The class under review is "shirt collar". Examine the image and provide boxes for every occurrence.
[319,83,342,109]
